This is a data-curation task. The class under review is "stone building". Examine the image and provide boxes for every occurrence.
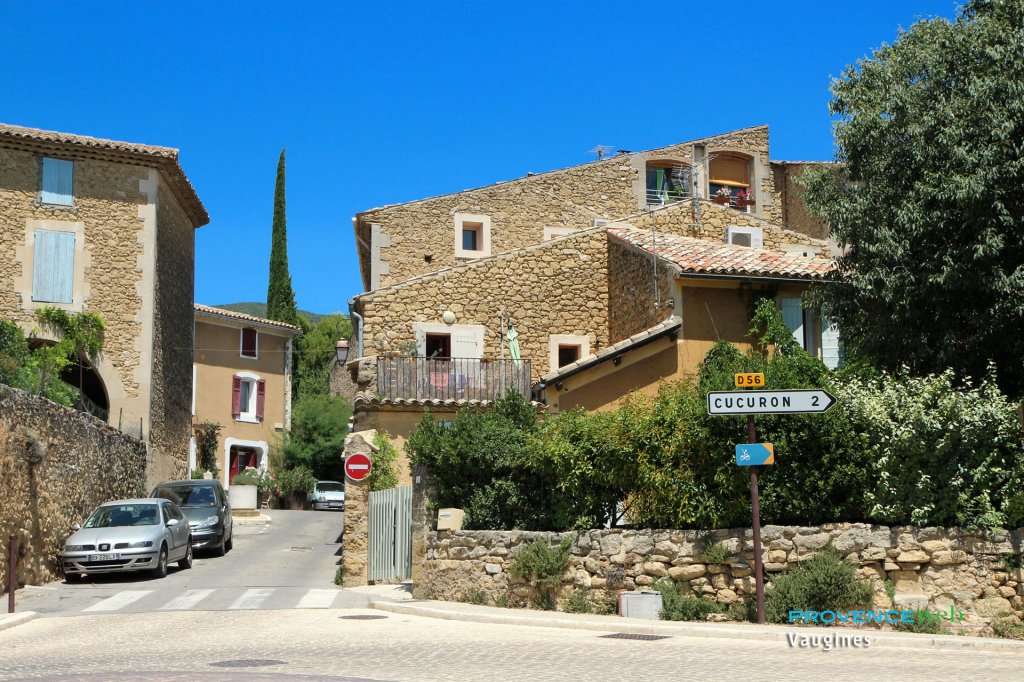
[0,123,208,486]
[339,124,838,444]
[192,304,299,488]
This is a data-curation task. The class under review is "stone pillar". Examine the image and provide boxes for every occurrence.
[342,430,377,588]
[411,464,437,597]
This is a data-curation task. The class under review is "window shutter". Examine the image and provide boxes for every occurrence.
[41,158,74,206]
[821,315,845,370]
[256,380,266,420]
[32,229,75,303]
[231,376,241,417]
[780,298,805,349]
[452,331,480,358]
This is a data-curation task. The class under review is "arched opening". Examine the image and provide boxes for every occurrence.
[708,153,755,211]
[645,160,692,206]
[26,338,109,421]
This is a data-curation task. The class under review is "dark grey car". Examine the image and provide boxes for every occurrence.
[151,480,233,556]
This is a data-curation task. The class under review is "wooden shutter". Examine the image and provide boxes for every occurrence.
[231,376,241,417]
[241,328,257,357]
[256,380,266,420]
[780,298,805,349]
[452,330,481,358]
[821,315,844,369]
[41,158,74,206]
[32,229,75,303]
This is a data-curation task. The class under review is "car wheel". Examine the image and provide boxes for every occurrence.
[65,572,81,583]
[179,540,193,569]
[151,545,168,579]
[214,533,227,557]
[225,531,233,553]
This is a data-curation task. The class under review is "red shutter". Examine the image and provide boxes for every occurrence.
[256,379,266,420]
[242,328,257,358]
[231,376,241,417]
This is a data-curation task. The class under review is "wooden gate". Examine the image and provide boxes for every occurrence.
[367,485,412,581]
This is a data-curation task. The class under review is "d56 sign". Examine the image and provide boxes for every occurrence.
[734,372,765,387]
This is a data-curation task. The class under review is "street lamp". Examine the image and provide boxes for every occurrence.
[335,340,349,365]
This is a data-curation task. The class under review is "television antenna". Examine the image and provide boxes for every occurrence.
[588,144,615,160]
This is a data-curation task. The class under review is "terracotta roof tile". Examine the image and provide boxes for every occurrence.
[608,226,835,280]
[194,304,301,332]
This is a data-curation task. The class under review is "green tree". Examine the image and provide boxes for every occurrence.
[294,313,352,400]
[35,306,105,407]
[281,394,352,480]
[0,319,28,386]
[802,0,1024,396]
[368,431,399,491]
[266,149,299,327]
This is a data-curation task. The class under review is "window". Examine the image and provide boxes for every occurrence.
[232,373,265,422]
[40,158,74,207]
[557,344,580,367]
[425,333,451,359]
[646,162,691,205]
[31,229,75,303]
[454,213,491,258]
[725,227,763,249]
[548,334,590,373]
[240,328,258,358]
[708,154,752,211]
[781,297,833,362]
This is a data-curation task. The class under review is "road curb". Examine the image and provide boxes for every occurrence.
[0,611,39,632]
[235,513,273,527]
[368,600,1024,652]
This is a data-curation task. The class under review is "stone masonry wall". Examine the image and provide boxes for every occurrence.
[0,384,147,591]
[358,229,612,381]
[607,238,676,342]
[146,181,195,486]
[0,149,149,401]
[419,525,1024,629]
[772,162,831,241]
[360,126,779,287]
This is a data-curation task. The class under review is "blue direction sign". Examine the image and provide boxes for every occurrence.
[735,443,774,466]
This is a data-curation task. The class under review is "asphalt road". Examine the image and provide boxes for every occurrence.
[15,509,367,616]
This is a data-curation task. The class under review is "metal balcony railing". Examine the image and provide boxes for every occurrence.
[376,356,532,402]
[646,188,691,206]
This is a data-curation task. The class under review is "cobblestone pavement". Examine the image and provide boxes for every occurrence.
[1,609,1021,682]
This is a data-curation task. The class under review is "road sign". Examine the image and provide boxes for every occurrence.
[707,389,837,415]
[734,372,765,388]
[735,443,774,466]
[344,453,372,482]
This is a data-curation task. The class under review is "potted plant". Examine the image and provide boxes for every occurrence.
[229,467,261,510]
[275,466,317,510]
[712,186,733,205]
[736,189,756,207]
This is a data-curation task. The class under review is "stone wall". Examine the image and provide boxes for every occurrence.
[147,181,195,486]
[772,162,831,241]
[0,384,147,591]
[607,238,676,342]
[341,430,374,587]
[418,524,1024,629]
[358,126,781,288]
[357,229,612,381]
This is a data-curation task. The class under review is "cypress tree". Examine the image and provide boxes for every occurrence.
[266,148,300,326]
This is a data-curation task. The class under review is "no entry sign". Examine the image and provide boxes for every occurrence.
[344,453,372,482]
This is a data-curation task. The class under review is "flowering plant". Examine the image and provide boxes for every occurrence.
[715,186,733,198]
[736,189,749,200]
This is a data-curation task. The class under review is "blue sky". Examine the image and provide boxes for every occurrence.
[1,1,959,314]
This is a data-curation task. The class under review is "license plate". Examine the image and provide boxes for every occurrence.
[88,553,121,561]
[327,502,343,507]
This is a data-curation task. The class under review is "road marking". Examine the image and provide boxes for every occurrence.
[82,590,153,612]
[159,589,216,611]
[227,588,274,610]
[296,589,338,609]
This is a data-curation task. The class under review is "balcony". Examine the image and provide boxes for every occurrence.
[646,188,691,207]
[376,356,532,403]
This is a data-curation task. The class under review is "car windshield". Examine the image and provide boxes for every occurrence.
[153,485,216,507]
[85,504,160,528]
[317,482,344,492]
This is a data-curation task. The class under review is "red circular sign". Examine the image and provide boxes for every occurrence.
[344,453,372,482]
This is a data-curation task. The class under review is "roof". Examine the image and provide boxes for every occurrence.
[537,316,682,388]
[608,227,835,281]
[194,304,301,333]
[0,123,209,227]
[353,391,546,410]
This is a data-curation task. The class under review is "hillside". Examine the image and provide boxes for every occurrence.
[213,302,341,325]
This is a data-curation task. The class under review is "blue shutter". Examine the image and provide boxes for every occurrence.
[41,158,74,206]
[821,315,845,369]
[32,230,75,303]
[780,298,804,349]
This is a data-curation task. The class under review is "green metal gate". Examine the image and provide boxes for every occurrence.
[367,485,412,581]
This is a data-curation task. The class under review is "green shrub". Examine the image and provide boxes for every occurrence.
[275,466,317,494]
[333,566,343,585]
[494,594,511,609]
[508,538,572,608]
[281,395,352,481]
[231,468,261,486]
[992,619,1024,640]
[884,579,897,604]
[461,588,487,606]
[532,591,556,611]
[1000,553,1023,571]
[764,546,875,624]
[726,598,756,623]
[591,592,619,615]
[701,541,730,565]
[653,579,723,621]
[563,587,592,614]
[893,610,945,634]
[368,431,399,492]
[190,469,207,480]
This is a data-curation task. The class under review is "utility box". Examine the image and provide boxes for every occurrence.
[436,508,465,531]
[618,590,664,620]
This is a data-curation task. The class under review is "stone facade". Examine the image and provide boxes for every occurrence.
[355,126,799,289]
[772,162,832,241]
[341,430,375,587]
[0,384,148,591]
[418,524,1024,631]
[0,126,208,487]
[607,237,676,342]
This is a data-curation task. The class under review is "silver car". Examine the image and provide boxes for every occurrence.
[62,498,193,580]
[310,480,345,511]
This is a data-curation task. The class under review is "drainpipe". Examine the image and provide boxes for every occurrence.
[347,298,363,359]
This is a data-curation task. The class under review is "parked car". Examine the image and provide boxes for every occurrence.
[63,498,192,580]
[151,479,233,556]
[310,480,345,511]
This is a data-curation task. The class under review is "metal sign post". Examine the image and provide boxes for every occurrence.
[746,415,765,625]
